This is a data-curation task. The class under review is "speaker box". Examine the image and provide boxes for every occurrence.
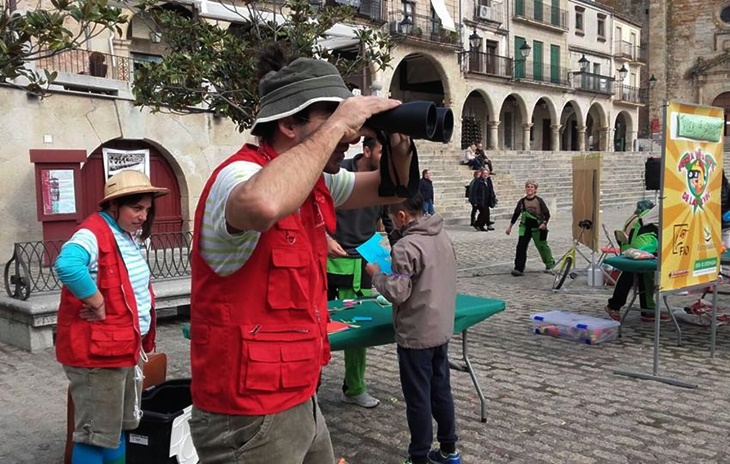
[645,157,661,191]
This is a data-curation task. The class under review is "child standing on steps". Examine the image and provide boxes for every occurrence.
[505,180,555,276]
[366,194,461,464]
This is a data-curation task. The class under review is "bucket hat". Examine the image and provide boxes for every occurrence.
[99,170,169,206]
[250,57,352,136]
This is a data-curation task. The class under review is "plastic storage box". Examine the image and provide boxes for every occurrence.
[127,378,198,464]
[531,310,620,345]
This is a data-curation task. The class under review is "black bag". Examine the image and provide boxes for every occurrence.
[464,184,470,198]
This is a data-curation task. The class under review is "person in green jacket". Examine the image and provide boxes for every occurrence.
[603,201,664,322]
[505,180,555,276]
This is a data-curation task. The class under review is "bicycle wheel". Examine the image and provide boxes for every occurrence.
[552,256,573,290]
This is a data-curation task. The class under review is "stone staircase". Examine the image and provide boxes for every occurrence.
[416,148,679,225]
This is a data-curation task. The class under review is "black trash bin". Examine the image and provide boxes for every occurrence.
[126,378,198,464]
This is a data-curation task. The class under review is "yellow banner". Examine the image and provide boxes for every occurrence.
[659,101,724,291]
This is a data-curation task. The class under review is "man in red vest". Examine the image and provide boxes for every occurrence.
[188,43,415,463]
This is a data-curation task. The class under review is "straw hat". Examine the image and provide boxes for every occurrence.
[99,170,169,206]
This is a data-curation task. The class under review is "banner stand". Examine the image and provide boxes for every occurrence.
[614,100,724,388]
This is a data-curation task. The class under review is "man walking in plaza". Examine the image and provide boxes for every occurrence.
[327,136,392,409]
[187,43,415,464]
[419,169,435,216]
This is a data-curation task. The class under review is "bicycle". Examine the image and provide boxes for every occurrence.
[551,219,594,291]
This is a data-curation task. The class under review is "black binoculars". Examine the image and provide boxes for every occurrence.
[365,101,454,143]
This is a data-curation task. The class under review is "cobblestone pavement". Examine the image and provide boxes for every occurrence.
[3,206,730,463]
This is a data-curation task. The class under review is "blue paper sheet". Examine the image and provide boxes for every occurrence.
[356,232,392,275]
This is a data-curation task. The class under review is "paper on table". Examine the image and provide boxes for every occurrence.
[327,322,351,334]
[356,232,392,275]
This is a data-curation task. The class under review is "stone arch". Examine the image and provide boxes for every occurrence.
[530,97,559,150]
[461,90,496,149]
[712,91,730,137]
[498,94,529,150]
[586,102,609,151]
[559,100,583,151]
[613,111,634,152]
[387,52,452,108]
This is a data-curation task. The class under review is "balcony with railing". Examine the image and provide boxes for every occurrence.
[513,60,571,86]
[473,3,504,24]
[388,10,460,46]
[614,40,646,63]
[513,0,568,31]
[615,84,646,105]
[36,49,133,95]
[4,232,193,300]
[325,0,384,21]
[462,51,512,78]
[573,72,615,95]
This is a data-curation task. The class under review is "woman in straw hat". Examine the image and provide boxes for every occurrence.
[54,170,168,464]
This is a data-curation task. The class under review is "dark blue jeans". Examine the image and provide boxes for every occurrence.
[397,343,458,460]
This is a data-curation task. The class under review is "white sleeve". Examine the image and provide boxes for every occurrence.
[324,169,356,207]
[205,161,262,244]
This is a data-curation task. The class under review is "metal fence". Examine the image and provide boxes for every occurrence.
[513,0,568,29]
[36,49,132,82]
[388,10,460,44]
[514,60,571,86]
[573,72,615,94]
[4,232,193,300]
[615,84,645,104]
[463,52,513,78]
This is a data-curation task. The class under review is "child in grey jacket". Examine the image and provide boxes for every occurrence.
[366,194,460,464]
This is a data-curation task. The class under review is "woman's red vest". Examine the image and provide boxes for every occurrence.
[56,213,156,368]
[189,143,331,416]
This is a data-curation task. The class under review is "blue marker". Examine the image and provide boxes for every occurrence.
[352,316,373,322]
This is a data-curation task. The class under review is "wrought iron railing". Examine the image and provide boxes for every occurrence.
[513,0,568,30]
[36,49,132,82]
[614,40,645,62]
[513,59,571,86]
[4,232,193,300]
[462,51,513,78]
[388,10,460,45]
[573,72,615,94]
[615,84,645,104]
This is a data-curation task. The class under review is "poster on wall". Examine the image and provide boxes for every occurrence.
[40,169,76,215]
[102,148,150,179]
[659,101,724,291]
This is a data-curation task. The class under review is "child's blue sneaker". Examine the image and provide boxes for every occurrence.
[427,449,461,464]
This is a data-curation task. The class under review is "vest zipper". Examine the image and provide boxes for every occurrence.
[248,325,310,335]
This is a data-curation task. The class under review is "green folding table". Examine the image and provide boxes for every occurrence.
[329,293,505,422]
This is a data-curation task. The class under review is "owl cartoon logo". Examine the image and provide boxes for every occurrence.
[677,148,717,211]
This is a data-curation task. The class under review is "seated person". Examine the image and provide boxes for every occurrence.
[603,201,666,322]
[461,143,483,170]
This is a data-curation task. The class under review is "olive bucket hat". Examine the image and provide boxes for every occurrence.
[99,170,170,206]
[250,57,353,136]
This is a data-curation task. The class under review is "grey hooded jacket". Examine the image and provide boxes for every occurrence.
[372,214,457,349]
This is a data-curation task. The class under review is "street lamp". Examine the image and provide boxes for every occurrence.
[578,54,589,72]
[519,41,531,59]
[399,16,413,35]
[469,28,482,50]
[617,64,628,82]
[649,74,657,88]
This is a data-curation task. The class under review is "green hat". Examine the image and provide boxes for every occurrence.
[250,58,352,136]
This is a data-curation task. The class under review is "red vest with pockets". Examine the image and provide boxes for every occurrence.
[189,143,330,416]
[56,213,156,368]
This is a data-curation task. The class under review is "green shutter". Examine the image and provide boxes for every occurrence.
[551,0,559,25]
[515,37,526,79]
[516,0,524,16]
[534,0,543,22]
[533,41,543,81]
[550,45,560,83]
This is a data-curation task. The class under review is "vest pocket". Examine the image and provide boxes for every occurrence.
[267,248,310,310]
[240,326,319,393]
[89,325,136,358]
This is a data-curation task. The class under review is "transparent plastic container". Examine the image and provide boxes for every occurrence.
[531,310,620,345]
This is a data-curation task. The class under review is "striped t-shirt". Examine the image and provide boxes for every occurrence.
[200,161,356,276]
[61,212,152,334]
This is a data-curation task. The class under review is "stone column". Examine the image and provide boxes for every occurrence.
[626,131,637,152]
[577,125,587,152]
[522,123,533,151]
[601,127,614,152]
[550,124,562,151]
[488,121,500,150]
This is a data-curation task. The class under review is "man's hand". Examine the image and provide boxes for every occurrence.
[80,300,106,322]
[539,222,547,230]
[326,236,348,258]
[505,225,512,235]
[365,262,381,277]
[327,96,401,143]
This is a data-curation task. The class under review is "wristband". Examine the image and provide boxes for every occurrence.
[91,301,105,311]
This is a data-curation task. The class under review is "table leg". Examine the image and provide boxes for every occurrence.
[448,330,487,423]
